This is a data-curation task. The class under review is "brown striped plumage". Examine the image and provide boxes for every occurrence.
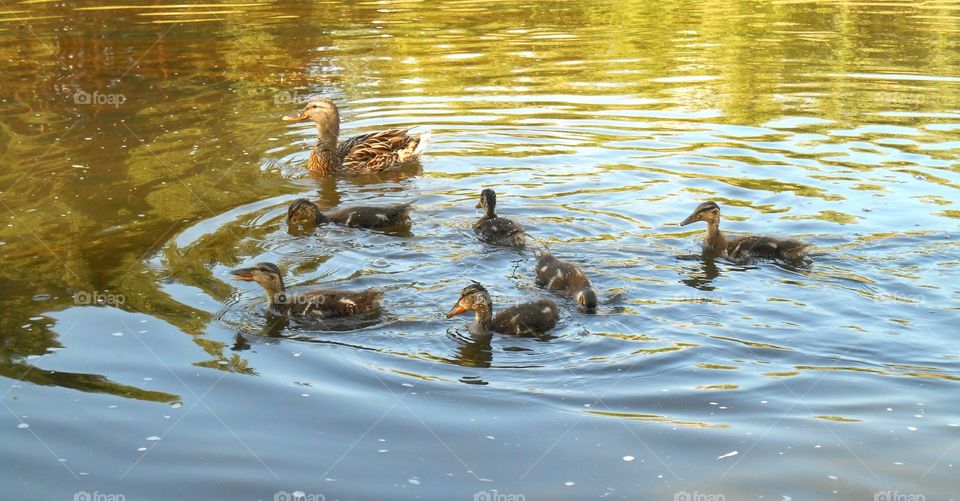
[283,97,428,176]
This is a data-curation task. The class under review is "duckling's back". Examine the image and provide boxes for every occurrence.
[328,203,412,229]
[727,235,810,260]
[474,215,525,248]
[492,299,559,336]
[297,288,383,317]
[534,251,592,295]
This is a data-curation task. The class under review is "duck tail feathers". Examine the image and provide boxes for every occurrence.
[412,131,431,157]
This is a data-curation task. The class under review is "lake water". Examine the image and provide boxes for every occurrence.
[1,0,959,499]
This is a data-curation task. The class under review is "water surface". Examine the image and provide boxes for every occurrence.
[1,0,959,499]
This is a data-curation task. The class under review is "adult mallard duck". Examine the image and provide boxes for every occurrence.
[679,201,810,262]
[230,262,382,318]
[534,248,597,313]
[446,283,558,336]
[282,97,428,175]
[287,198,412,230]
[473,189,525,248]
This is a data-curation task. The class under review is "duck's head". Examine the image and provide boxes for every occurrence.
[446,283,492,318]
[576,286,598,313]
[476,189,497,214]
[282,97,340,136]
[680,201,721,227]
[287,198,324,227]
[230,262,286,296]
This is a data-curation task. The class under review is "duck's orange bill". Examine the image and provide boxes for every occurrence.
[446,303,469,318]
[230,268,255,281]
[282,113,306,122]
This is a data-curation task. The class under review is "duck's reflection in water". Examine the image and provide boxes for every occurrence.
[446,324,559,372]
[305,161,423,198]
[308,175,342,208]
[677,248,812,292]
[230,313,388,352]
[232,333,252,351]
[677,252,722,291]
[448,327,493,368]
[232,315,289,351]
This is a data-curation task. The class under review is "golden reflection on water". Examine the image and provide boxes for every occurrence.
[813,415,863,422]
[585,410,728,429]
[0,0,958,495]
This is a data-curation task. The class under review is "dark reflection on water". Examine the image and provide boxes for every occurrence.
[448,329,494,369]
[677,253,723,290]
[2,0,960,498]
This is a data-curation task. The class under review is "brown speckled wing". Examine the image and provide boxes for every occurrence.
[296,289,383,318]
[474,216,525,247]
[338,129,417,174]
[492,299,558,336]
[327,204,412,229]
[534,252,559,287]
[535,255,591,295]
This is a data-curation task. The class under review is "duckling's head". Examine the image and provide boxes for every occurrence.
[576,286,598,313]
[476,189,497,214]
[230,262,286,297]
[680,201,721,227]
[282,97,340,137]
[287,198,325,227]
[446,283,492,318]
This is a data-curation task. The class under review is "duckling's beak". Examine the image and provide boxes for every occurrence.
[474,201,483,209]
[229,268,256,281]
[281,111,307,122]
[446,301,469,318]
[679,213,698,226]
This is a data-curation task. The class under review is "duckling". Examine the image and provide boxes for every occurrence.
[534,249,598,313]
[446,283,558,336]
[679,201,810,261]
[287,198,412,230]
[230,262,382,318]
[283,97,428,176]
[473,189,525,248]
